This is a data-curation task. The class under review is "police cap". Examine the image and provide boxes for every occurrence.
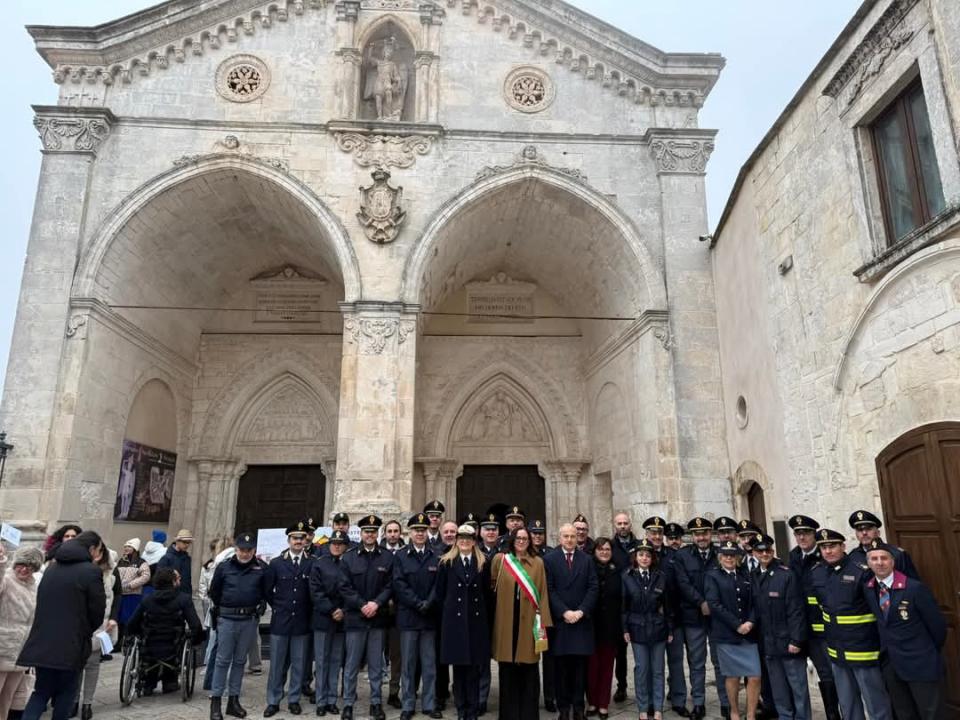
[332,512,350,524]
[480,513,500,529]
[635,539,657,555]
[787,515,820,532]
[505,506,526,520]
[751,534,775,551]
[459,512,480,528]
[737,520,761,537]
[456,524,476,539]
[664,522,685,539]
[572,513,589,525]
[687,517,712,532]
[407,513,430,529]
[286,521,309,537]
[528,519,546,534]
[864,538,895,556]
[328,530,349,545]
[642,516,667,531]
[713,516,737,532]
[303,518,318,534]
[849,510,881,529]
[815,528,846,546]
[717,540,743,556]
[359,515,382,531]
[424,500,445,516]
[235,532,256,550]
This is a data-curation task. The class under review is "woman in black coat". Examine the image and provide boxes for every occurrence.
[621,539,672,720]
[128,568,203,695]
[435,525,491,720]
[586,537,622,719]
[18,532,106,720]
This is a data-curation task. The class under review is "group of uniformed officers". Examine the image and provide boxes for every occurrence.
[203,503,947,720]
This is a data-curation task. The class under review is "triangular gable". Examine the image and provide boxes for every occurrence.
[29,0,723,107]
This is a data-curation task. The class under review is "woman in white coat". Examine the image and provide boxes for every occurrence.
[0,545,45,720]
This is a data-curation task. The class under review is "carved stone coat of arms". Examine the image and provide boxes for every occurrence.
[357,168,407,244]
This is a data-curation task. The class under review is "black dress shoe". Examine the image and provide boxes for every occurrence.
[613,689,627,703]
[388,695,402,709]
[263,705,280,718]
[289,703,303,715]
[340,707,353,720]
[69,704,79,719]
[672,707,691,718]
[211,698,225,720]
[81,704,93,720]
[369,704,385,720]
[400,712,414,720]
[315,708,326,718]
[691,706,706,720]
[545,700,557,713]
[429,711,443,719]
[325,705,340,716]
[226,697,248,719]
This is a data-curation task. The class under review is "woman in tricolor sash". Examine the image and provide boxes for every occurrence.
[490,527,552,720]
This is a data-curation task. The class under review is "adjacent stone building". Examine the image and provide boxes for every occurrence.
[0,0,728,554]
[712,0,959,701]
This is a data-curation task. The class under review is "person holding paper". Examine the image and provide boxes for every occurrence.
[489,526,552,720]
[72,547,120,720]
[0,544,44,720]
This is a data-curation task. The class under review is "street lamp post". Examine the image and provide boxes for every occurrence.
[0,432,13,488]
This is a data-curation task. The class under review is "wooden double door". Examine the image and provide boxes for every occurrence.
[457,465,546,533]
[876,422,960,710]
[235,465,325,535]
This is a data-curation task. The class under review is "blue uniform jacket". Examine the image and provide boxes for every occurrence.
[266,551,313,636]
[209,555,269,619]
[339,544,394,630]
[788,546,827,638]
[704,566,757,645]
[864,571,946,682]
[308,553,348,633]
[849,544,919,579]
[752,562,807,656]
[544,547,598,656]
[673,544,719,628]
[392,544,440,632]
[621,568,671,645]
[435,555,491,666]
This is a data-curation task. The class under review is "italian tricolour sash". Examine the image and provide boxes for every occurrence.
[503,553,549,653]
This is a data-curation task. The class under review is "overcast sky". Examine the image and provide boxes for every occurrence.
[0,1,858,399]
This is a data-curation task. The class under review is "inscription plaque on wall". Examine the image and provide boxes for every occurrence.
[466,273,536,323]
[250,265,327,323]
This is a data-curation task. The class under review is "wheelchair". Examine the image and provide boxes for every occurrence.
[119,629,199,705]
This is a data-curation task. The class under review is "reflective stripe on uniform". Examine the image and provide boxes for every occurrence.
[835,614,875,625]
[822,612,831,623]
[810,623,825,633]
[827,647,880,662]
[806,596,819,605]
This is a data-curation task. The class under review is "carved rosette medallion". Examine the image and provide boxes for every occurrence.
[335,133,433,169]
[504,66,556,113]
[649,138,715,175]
[357,169,407,244]
[216,54,271,103]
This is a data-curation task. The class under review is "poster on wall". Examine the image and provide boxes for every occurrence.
[113,439,176,522]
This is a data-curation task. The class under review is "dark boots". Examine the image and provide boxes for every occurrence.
[226,696,248,718]
[211,698,225,720]
[819,681,842,720]
[81,705,93,720]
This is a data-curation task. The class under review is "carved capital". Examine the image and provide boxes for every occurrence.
[343,317,399,354]
[335,132,433,169]
[648,134,715,175]
[540,459,588,485]
[33,106,115,155]
[415,51,438,68]
[65,314,89,339]
[419,458,461,483]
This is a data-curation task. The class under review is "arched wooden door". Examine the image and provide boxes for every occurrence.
[876,422,960,710]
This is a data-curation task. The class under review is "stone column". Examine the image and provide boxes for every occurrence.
[648,129,731,518]
[322,458,337,522]
[335,1,361,119]
[419,457,461,519]
[417,4,444,124]
[334,302,418,516]
[0,106,113,527]
[540,459,586,542]
[192,458,247,545]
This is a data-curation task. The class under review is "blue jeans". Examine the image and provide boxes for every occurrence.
[666,627,687,707]
[22,667,81,720]
[313,630,344,707]
[766,655,812,720]
[400,629,436,712]
[267,634,309,705]
[211,617,258,698]
[831,663,892,720]
[632,641,666,712]
[343,628,385,706]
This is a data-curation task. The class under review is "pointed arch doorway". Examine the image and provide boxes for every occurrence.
[456,465,546,530]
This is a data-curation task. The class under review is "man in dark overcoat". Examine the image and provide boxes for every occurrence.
[544,523,598,720]
[264,522,314,716]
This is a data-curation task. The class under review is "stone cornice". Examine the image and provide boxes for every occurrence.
[646,128,717,175]
[33,105,116,155]
[583,309,669,378]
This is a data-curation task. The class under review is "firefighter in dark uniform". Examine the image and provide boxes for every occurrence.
[787,515,840,720]
[751,534,812,720]
[264,522,314,717]
[393,513,443,720]
[477,513,500,715]
[528,519,556,713]
[809,529,892,720]
[863,539,947,720]
[424,501,446,548]
[340,515,395,720]
[846,510,920,579]
[208,532,269,720]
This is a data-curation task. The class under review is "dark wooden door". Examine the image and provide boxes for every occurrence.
[457,465,545,529]
[876,423,960,711]
[747,482,768,533]
[235,465,325,535]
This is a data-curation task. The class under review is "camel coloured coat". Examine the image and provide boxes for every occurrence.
[490,553,552,664]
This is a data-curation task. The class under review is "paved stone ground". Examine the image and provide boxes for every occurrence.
[76,655,827,720]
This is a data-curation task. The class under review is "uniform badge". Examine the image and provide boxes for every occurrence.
[899,604,909,621]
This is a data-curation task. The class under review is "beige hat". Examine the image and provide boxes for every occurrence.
[123,538,141,552]
[175,529,194,543]
[456,524,476,538]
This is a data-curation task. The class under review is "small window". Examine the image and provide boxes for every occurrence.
[871,80,946,243]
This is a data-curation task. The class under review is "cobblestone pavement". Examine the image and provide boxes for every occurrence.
[75,654,826,720]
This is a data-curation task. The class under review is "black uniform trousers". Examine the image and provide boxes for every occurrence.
[452,664,481,720]
[499,662,539,720]
[554,655,588,712]
[539,648,555,704]
[880,658,946,720]
[434,630,450,703]
[615,637,627,693]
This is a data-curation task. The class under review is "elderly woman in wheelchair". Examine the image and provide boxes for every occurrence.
[126,568,205,697]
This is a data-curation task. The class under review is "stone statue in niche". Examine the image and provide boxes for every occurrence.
[361,33,413,122]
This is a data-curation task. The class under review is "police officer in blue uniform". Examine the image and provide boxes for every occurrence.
[847,510,920,579]
[319,513,355,556]
[664,523,686,551]
[863,539,947,720]
[672,517,723,720]
[340,515,395,720]
[751,534,812,720]
[264,522,314,717]
[786,515,840,720]
[309,530,350,717]
[393,513,443,720]
[477,513,501,714]
[208,532,269,720]
[809,528,892,720]
[424,501,446,548]
[498,507,526,551]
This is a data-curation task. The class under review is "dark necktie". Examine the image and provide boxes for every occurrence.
[701,551,709,562]
[641,571,649,584]
[566,552,574,570]
[878,583,890,617]
[294,556,300,568]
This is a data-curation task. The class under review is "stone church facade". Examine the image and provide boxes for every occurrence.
[0,0,728,552]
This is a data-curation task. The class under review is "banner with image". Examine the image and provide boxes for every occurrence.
[113,439,176,523]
